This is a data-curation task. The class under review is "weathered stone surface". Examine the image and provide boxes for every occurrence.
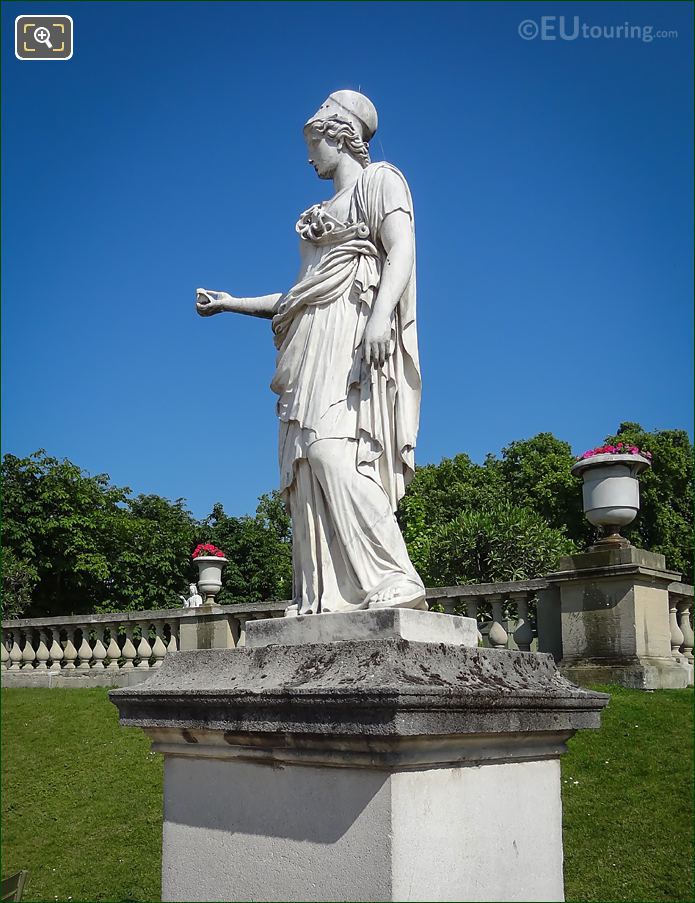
[2,669,149,689]
[110,639,606,901]
[552,545,678,580]
[246,608,478,649]
[548,544,687,690]
[110,640,607,760]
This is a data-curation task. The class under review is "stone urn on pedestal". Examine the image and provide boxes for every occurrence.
[547,443,687,690]
[192,544,227,605]
[571,446,652,549]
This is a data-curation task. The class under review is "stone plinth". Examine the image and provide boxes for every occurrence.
[178,603,236,651]
[548,546,687,690]
[246,607,479,649]
[110,612,607,902]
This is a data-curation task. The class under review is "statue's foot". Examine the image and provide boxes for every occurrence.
[284,599,318,618]
[366,579,428,611]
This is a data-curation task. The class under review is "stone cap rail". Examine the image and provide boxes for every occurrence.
[668,581,694,600]
[2,600,287,631]
[426,579,550,600]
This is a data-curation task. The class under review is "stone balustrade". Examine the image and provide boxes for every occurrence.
[1,583,551,686]
[668,581,694,672]
[3,576,692,688]
[426,579,551,652]
[1,600,287,686]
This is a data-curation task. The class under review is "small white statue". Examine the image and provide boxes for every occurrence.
[181,583,204,609]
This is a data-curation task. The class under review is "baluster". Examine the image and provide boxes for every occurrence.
[1,634,9,671]
[166,623,178,653]
[92,626,107,670]
[136,624,153,669]
[49,628,64,672]
[21,631,36,670]
[62,629,78,669]
[121,626,137,670]
[511,592,533,652]
[669,596,685,661]
[151,623,167,668]
[9,634,23,671]
[237,615,249,647]
[488,594,509,649]
[677,598,694,663]
[105,625,122,671]
[76,627,93,671]
[34,630,51,671]
[465,597,483,645]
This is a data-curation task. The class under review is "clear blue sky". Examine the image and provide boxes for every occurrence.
[3,1,693,519]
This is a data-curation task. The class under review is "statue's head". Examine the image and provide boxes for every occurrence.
[189,583,197,594]
[304,90,378,178]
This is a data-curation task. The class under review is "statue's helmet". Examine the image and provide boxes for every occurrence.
[305,90,378,143]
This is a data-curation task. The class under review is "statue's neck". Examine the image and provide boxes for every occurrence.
[332,154,365,196]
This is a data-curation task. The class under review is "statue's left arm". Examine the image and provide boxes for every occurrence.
[362,209,414,367]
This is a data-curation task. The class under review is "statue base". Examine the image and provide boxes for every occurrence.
[110,612,607,902]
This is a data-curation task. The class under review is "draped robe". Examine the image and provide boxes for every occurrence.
[271,162,424,614]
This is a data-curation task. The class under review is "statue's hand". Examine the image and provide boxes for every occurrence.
[196,289,229,317]
[363,315,393,368]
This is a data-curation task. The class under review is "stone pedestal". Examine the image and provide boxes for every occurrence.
[548,546,688,690]
[177,603,236,651]
[110,610,607,903]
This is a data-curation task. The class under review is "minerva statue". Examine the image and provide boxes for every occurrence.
[196,90,426,617]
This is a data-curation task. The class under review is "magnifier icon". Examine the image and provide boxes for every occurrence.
[33,26,53,49]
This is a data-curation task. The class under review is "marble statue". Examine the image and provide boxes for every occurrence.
[196,90,426,616]
[181,583,204,609]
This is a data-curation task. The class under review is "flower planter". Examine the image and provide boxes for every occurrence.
[194,556,228,604]
[571,453,651,547]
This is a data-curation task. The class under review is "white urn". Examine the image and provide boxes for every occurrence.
[194,556,228,604]
[571,453,651,547]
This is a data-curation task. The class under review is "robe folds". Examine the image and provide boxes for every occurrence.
[270,162,424,613]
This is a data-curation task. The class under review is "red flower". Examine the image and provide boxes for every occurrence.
[192,542,225,560]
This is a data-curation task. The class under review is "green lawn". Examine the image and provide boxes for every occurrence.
[1,685,692,902]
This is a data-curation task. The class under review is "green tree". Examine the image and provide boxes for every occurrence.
[420,504,575,587]
[198,493,292,605]
[97,494,197,613]
[1,451,198,616]
[1,450,130,616]
[497,433,587,544]
[1,549,39,620]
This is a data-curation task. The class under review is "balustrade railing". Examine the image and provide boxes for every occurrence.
[4,578,692,683]
[426,579,551,651]
[668,581,694,666]
[1,583,553,681]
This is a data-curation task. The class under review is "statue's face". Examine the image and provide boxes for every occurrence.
[305,132,341,180]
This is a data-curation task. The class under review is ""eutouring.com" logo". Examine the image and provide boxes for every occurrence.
[518,17,678,43]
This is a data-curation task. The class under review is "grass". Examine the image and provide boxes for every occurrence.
[562,685,693,903]
[1,688,162,902]
[1,685,693,903]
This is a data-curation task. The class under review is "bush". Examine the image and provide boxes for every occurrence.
[419,503,575,586]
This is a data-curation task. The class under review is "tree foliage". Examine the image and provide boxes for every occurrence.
[1,451,292,618]
[1,424,691,619]
[421,504,575,587]
[1,549,38,620]
[400,424,693,586]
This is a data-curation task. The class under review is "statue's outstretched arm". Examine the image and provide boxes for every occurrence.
[195,289,282,321]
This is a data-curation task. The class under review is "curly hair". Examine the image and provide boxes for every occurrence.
[305,118,371,168]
